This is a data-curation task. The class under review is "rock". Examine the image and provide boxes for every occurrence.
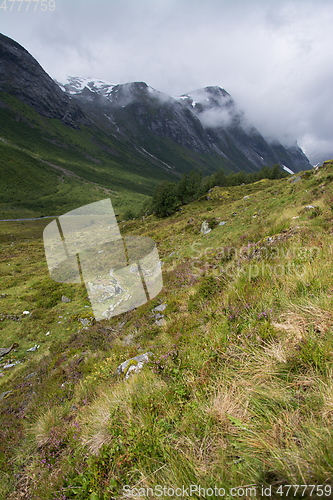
[155,313,164,320]
[79,318,90,327]
[155,318,166,326]
[0,391,12,401]
[243,195,250,200]
[24,372,37,380]
[200,221,211,235]
[116,352,153,380]
[219,221,227,226]
[23,311,30,315]
[154,303,167,312]
[61,295,71,303]
[0,314,21,322]
[27,345,39,352]
[206,196,211,201]
[4,361,20,369]
[0,343,19,357]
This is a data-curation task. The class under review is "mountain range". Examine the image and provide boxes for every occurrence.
[0,33,312,219]
[57,76,311,174]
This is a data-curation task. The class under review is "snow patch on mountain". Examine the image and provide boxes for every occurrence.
[59,76,116,96]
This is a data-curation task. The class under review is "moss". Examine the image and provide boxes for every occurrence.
[123,358,139,377]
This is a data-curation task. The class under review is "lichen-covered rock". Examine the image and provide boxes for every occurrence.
[116,352,153,380]
[154,304,167,312]
[200,221,211,235]
[0,391,13,401]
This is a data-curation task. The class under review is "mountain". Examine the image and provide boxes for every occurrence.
[0,34,88,128]
[177,86,311,172]
[0,33,312,220]
[59,76,312,174]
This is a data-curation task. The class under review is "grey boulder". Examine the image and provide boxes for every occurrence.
[116,352,153,380]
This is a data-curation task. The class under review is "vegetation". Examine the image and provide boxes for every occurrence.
[1,160,333,498]
[144,163,289,218]
[0,92,179,221]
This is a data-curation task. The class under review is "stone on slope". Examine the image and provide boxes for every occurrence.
[0,343,19,358]
[200,221,211,235]
[116,352,153,380]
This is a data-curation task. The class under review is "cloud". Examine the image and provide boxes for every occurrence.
[1,0,332,164]
[198,108,233,128]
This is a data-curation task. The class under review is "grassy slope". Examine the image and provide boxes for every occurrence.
[1,161,333,498]
[0,92,235,222]
[0,92,181,220]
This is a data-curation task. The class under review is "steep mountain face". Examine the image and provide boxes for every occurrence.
[60,76,312,173]
[0,34,88,128]
[58,78,214,153]
[177,86,311,173]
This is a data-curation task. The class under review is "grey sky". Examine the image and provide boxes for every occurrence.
[1,0,333,165]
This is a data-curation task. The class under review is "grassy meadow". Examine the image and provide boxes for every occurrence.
[1,161,333,499]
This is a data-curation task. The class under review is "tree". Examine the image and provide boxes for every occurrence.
[212,168,227,187]
[187,170,202,201]
[152,181,178,217]
[176,173,189,205]
[270,164,283,179]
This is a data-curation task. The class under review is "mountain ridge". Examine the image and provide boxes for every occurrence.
[58,75,312,173]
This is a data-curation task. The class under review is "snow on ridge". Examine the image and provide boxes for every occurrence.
[62,76,116,95]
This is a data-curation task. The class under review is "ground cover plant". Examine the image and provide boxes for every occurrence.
[1,161,333,499]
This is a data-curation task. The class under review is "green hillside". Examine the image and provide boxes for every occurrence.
[1,160,333,498]
[0,91,239,222]
[0,92,181,220]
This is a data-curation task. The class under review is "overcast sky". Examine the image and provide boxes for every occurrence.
[1,0,333,165]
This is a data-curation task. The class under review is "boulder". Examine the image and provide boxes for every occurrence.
[26,345,40,352]
[0,343,19,357]
[0,391,13,401]
[61,295,71,303]
[154,304,167,312]
[200,221,211,235]
[116,352,153,380]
